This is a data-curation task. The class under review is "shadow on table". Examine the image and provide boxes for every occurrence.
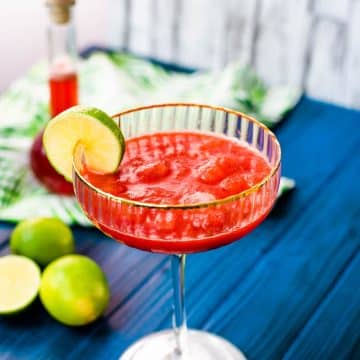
[0,298,48,328]
[270,189,296,219]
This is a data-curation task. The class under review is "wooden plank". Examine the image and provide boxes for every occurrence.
[151,0,177,61]
[284,249,360,360]
[127,0,154,56]
[306,19,348,105]
[185,99,360,318]
[222,0,259,66]
[185,101,360,354]
[344,0,360,108]
[350,340,360,360]
[106,0,131,49]
[7,98,356,359]
[102,0,360,109]
[177,0,226,69]
[314,0,351,22]
[1,99,359,358]
[0,222,12,248]
[109,0,179,62]
[254,0,311,87]
[201,144,360,359]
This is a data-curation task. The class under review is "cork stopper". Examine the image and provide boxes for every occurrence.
[46,0,75,24]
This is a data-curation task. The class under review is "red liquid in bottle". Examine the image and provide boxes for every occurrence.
[30,71,78,195]
[49,72,78,117]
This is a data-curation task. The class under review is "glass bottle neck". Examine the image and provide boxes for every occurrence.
[47,5,78,117]
[47,7,77,78]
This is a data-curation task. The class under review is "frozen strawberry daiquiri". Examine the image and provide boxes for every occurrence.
[80,131,274,253]
[84,132,270,204]
[44,104,281,360]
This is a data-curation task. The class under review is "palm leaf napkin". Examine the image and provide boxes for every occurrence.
[0,52,298,225]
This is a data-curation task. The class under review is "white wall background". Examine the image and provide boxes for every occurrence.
[107,0,360,109]
[1,0,360,109]
[0,0,108,91]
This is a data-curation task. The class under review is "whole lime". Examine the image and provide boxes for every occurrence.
[10,217,74,267]
[40,255,110,326]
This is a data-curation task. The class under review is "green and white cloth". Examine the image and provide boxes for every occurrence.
[0,52,298,225]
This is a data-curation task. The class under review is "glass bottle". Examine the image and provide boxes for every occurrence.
[30,0,78,195]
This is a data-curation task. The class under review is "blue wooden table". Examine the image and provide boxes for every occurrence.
[0,96,359,359]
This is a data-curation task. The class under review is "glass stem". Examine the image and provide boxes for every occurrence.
[171,254,188,357]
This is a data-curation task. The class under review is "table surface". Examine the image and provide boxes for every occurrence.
[0,96,359,360]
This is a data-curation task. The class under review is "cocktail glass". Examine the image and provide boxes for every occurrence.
[73,104,281,359]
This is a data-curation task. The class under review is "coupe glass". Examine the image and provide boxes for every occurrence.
[73,104,281,359]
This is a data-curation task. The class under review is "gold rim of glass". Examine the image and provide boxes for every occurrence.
[73,103,281,210]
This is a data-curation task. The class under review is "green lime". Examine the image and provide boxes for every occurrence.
[43,105,125,181]
[0,255,41,315]
[10,217,74,267]
[40,255,110,326]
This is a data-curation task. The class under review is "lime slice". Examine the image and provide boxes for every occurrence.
[0,255,41,315]
[43,106,125,181]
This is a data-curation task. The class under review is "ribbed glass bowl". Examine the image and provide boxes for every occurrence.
[73,103,281,254]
